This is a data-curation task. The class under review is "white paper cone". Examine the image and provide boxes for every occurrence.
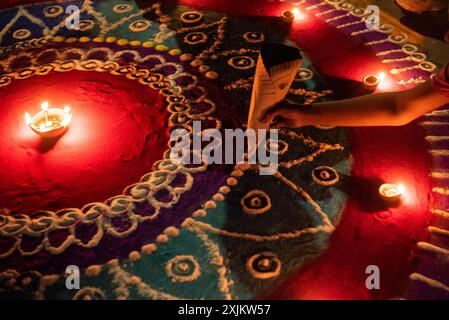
[247,44,302,130]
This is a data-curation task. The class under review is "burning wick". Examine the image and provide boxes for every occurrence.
[42,101,49,123]
[292,7,305,20]
[363,72,386,91]
[25,101,72,138]
[379,183,404,202]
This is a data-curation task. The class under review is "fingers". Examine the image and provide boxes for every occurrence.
[260,104,296,125]
[270,118,298,129]
[259,103,283,124]
[260,102,308,124]
[262,109,284,125]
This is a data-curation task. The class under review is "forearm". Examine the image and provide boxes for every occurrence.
[299,81,449,127]
[299,92,401,127]
[262,80,449,128]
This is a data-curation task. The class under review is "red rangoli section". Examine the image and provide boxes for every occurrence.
[0,70,169,214]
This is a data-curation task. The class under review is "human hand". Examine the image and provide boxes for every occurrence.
[259,101,308,128]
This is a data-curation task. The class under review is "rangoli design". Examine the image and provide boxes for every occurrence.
[1,0,443,300]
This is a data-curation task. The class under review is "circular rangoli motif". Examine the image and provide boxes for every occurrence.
[43,5,64,18]
[227,55,256,70]
[113,4,133,13]
[243,32,264,44]
[13,29,31,40]
[312,166,339,186]
[129,20,152,32]
[184,32,208,45]
[166,255,201,283]
[180,11,203,24]
[246,252,281,280]
[241,190,272,215]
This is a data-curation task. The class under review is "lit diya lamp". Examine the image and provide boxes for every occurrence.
[281,7,304,22]
[363,72,386,91]
[379,183,404,202]
[281,10,295,22]
[25,101,72,138]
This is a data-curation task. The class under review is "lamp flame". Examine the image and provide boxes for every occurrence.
[61,113,72,127]
[25,112,32,125]
[292,7,304,20]
[41,101,49,111]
